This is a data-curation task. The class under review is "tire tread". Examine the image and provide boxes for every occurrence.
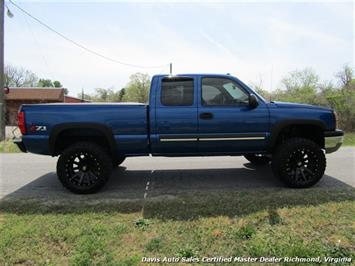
[57,142,113,194]
[272,138,326,188]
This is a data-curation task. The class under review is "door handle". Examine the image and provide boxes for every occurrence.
[200,112,213,119]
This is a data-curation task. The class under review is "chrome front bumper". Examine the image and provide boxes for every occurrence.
[324,130,344,153]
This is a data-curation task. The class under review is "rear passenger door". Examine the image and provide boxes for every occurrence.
[152,77,198,155]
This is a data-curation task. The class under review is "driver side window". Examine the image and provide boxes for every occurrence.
[201,77,249,106]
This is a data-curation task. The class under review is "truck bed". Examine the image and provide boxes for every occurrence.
[20,103,149,156]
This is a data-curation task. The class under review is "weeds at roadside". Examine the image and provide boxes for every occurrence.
[135,218,150,230]
[145,237,163,252]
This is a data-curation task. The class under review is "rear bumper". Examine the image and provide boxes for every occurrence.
[13,138,27,153]
[324,129,344,153]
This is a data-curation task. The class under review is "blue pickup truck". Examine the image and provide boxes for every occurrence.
[14,74,344,193]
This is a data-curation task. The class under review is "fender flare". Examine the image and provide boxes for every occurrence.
[267,119,327,151]
[49,122,118,158]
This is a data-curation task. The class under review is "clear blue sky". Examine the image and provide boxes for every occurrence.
[5,0,353,96]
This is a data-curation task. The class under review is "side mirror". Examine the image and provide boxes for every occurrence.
[248,94,258,108]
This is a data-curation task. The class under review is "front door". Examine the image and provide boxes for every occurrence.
[153,76,198,155]
[197,76,269,154]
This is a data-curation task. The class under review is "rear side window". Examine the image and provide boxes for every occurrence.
[161,77,194,106]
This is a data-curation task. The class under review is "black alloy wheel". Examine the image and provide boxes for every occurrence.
[57,142,112,194]
[272,138,326,188]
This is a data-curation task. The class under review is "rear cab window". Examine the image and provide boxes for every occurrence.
[161,77,194,106]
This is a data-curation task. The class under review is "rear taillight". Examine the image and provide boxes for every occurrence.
[18,111,26,135]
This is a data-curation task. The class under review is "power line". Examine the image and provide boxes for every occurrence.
[8,0,170,69]
[20,8,55,78]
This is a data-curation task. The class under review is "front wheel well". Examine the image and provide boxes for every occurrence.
[272,124,324,150]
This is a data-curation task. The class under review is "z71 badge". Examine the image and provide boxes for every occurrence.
[30,125,47,132]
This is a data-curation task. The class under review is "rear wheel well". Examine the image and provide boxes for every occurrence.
[53,128,113,157]
[274,124,324,150]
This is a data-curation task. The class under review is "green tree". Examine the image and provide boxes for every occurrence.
[38,79,67,94]
[38,79,64,88]
[38,79,54,87]
[275,68,319,104]
[83,88,121,102]
[250,79,271,100]
[77,91,92,102]
[118,88,126,102]
[124,73,150,103]
[324,65,355,131]
[336,65,353,86]
[53,80,63,88]
[269,65,355,131]
[94,88,109,101]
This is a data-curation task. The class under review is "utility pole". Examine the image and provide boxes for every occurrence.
[0,0,5,141]
[169,63,172,75]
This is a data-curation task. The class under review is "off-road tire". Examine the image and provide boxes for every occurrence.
[57,142,113,194]
[244,154,270,165]
[272,138,326,188]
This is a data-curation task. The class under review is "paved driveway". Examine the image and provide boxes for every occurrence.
[1,147,354,201]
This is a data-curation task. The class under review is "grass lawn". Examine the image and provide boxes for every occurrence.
[0,140,21,153]
[343,132,355,146]
[0,188,354,265]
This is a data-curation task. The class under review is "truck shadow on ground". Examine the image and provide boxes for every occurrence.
[1,163,354,220]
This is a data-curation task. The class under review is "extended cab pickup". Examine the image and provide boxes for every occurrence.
[15,74,344,193]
